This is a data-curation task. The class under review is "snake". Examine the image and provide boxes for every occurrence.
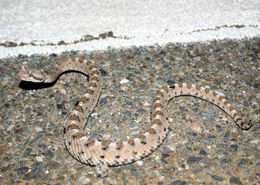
[18,57,252,177]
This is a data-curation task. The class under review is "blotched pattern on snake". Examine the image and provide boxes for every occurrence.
[18,57,252,177]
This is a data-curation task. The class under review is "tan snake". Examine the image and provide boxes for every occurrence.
[18,57,252,177]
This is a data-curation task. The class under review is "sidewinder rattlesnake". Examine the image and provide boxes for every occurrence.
[18,57,252,177]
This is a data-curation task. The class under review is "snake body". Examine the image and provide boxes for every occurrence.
[18,57,252,176]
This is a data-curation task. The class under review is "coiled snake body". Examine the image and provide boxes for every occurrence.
[18,57,252,177]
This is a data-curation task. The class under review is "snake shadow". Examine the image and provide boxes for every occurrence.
[18,80,56,90]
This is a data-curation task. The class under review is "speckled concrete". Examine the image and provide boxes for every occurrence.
[0,37,259,184]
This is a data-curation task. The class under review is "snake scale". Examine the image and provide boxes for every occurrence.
[18,57,252,177]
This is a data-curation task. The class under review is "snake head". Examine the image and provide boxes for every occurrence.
[18,66,46,83]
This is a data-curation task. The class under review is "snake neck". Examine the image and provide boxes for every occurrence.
[44,58,98,83]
